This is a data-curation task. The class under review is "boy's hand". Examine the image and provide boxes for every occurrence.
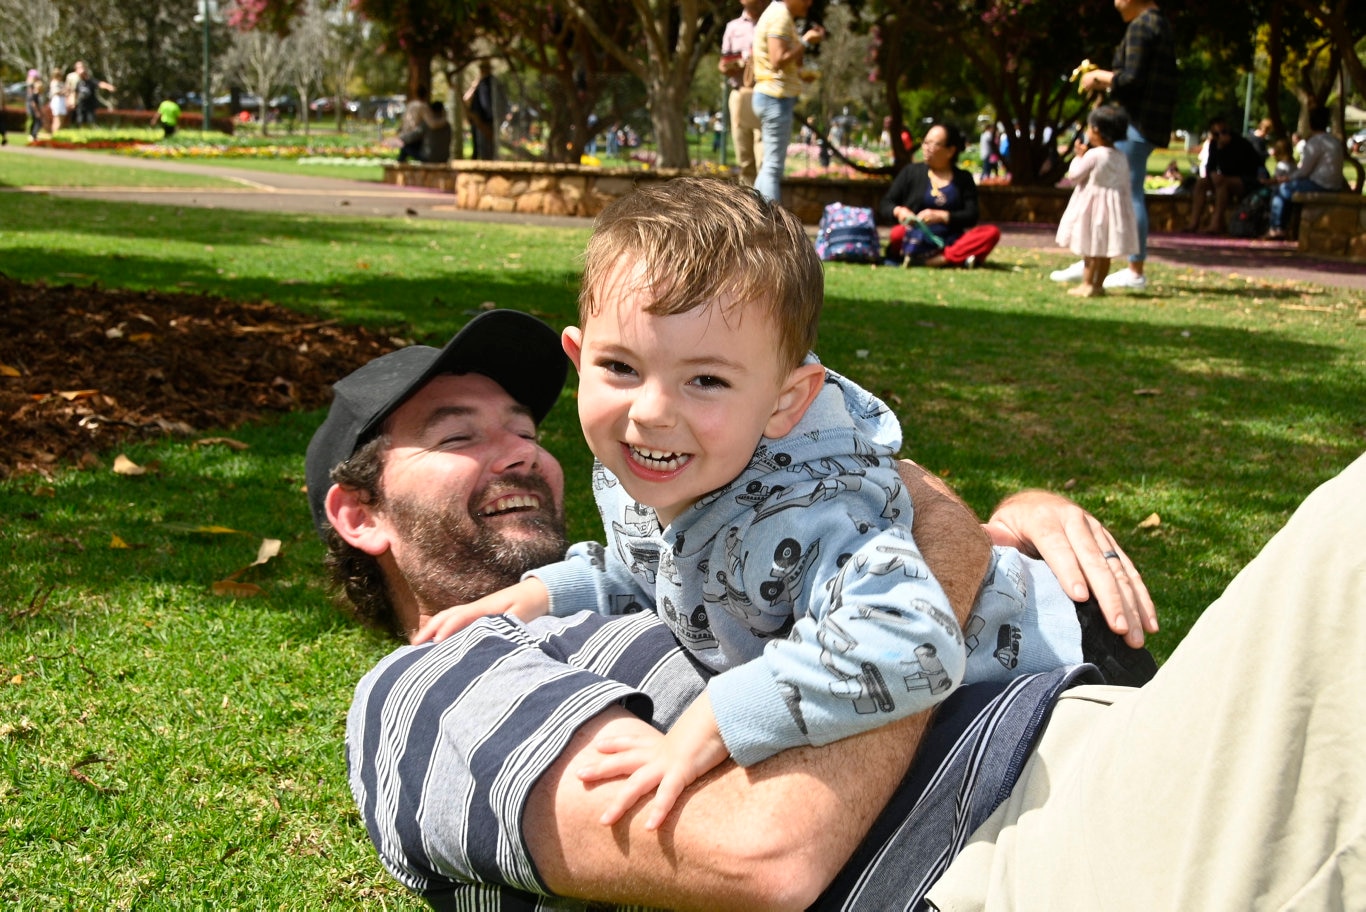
[410,577,551,645]
[577,693,730,831]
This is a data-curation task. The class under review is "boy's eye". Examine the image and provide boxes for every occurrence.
[691,375,730,390]
[600,359,636,377]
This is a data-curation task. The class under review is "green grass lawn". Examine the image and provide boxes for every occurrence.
[185,156,387,182]
[0,149,238,189]
[1,190,1363,906]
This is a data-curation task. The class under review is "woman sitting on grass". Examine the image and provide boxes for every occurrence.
[877,121,1001,269]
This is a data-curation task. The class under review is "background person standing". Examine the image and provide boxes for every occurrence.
[70,61,115,128]
[152,98,182,138]
[750,0,824,204]
[1061,0,1176,291]
[719,0,768,187]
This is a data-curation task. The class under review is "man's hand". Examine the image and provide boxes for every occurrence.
[985,490,1157,647]
[411,577,551,644]
[577,693,730,831]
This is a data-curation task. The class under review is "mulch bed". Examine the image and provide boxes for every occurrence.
[0,273,401,479]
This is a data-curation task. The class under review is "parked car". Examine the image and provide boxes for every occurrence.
[363,95,405,123]
[5,80,29,98]
[310,96,360,117]
[213,92,263,114]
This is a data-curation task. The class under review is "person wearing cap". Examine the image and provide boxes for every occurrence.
[315,311,1161,906]
[324,321,1366,909]
[306,310,570,638]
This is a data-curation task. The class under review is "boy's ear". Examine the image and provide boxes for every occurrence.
[561,326,584,372]
[325,484,392,557]
[765,363,826,439]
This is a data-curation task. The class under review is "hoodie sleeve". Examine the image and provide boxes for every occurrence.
[526,462,659,619]
[526,541,654,618]
[705,472,966,767]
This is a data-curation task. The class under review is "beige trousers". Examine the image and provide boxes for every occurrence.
[728,86,763,187]
[929,451,1366,911]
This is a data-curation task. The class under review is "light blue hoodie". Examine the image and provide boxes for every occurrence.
[531,362,1080,766]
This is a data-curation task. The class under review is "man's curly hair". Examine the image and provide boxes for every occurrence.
[321,434,404,639]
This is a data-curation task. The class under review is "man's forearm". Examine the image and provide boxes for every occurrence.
[897,459,992,625]
[527,706,930,911]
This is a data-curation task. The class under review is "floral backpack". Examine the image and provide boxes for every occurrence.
[814,203,880,264]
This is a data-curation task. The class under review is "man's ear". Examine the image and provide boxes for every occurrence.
[325,483,391,557]
[765,363,826,439]
[561,326,584,372]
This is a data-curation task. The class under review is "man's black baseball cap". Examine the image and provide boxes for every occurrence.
[305,310,567,537]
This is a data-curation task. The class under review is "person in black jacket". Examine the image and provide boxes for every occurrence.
[1185,115,1265,234]
[877,122,1000,268]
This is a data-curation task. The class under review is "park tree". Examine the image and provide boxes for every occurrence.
[0,0,60,84]
[806,4,880,145]
[555,0,726,168]
[224,10,293,135]
[1286,0,1366,104]
[875,0,1123,184]
[284,0,330,137]
[481,1,636,162]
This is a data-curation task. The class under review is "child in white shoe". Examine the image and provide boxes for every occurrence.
[1055,105,1139,298]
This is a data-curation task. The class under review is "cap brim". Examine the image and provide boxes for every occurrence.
[356,309,566,441]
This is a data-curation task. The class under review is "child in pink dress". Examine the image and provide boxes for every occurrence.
[1055,105,1139,298]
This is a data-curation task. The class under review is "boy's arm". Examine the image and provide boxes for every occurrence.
[707,464,968,767]
[528,540,655,618]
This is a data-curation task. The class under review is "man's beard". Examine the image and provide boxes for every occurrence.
[385,472,569,612]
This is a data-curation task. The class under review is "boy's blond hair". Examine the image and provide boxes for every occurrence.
[579,177,822,371]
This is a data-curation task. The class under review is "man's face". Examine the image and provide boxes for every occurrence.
[374,372,567,612]
[1210,123,1232,148]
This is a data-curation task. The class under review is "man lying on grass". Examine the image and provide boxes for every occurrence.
[309,307,1174,909]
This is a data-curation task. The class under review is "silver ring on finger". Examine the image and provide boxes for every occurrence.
[1102,551,1120,560]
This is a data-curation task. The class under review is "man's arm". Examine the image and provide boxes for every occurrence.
[896,459,991,626]
[528,705,929,911]
[986,490,1157,646]
[525,463,989,909]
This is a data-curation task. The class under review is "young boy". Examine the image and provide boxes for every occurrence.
[416,177,1089,830]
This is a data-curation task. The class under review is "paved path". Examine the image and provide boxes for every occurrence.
[5,145,1365,291]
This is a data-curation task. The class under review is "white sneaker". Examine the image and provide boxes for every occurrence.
[1050,260,1086,282]
[1102,268,1148,290]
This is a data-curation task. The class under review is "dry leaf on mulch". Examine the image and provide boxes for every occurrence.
[0,273,402,479]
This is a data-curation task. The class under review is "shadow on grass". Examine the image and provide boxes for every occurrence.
[819,294,1363,654]
[0,195,587,338]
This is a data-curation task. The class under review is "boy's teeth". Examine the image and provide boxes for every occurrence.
[631,446,689,471]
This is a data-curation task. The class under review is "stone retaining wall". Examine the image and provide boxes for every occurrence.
[1293,191,1366,258]
[383,161,1355,260]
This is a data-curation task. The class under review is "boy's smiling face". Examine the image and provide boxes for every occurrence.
[563,255,823,527]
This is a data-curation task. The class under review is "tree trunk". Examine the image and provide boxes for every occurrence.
[876,16,912,172]
[647,72,691,169]
[407,48,433,98]
[1265,1,1286,136]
